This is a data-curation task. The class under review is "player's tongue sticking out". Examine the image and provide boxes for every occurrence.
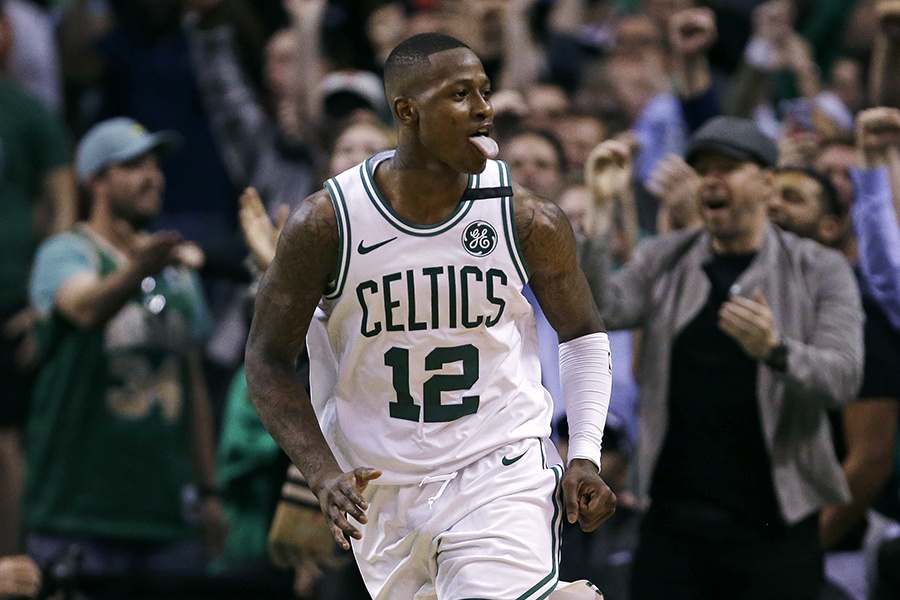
[469,135,499,159]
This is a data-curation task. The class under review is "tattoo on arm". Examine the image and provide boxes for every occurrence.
[514,189,605,341]
[245,190,344,486]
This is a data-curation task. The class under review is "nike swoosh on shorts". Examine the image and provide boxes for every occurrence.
[501,449,529,466]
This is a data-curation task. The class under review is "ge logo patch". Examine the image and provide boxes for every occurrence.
[462,221,497,257]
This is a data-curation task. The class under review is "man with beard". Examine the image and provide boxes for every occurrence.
[592,116,863,600]
[23,117,225,590]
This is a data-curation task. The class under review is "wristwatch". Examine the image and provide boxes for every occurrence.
[764,339,789,372]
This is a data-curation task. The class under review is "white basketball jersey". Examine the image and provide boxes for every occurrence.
[307,151,552,485]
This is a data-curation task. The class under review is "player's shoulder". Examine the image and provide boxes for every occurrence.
[277,188,339,254]
[510,183,569,237]
[510,183,578,270]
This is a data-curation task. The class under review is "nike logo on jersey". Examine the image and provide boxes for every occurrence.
[501,449,528,466]
[358,237,397,255]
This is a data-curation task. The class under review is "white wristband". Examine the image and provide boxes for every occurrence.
[558,331,612,472]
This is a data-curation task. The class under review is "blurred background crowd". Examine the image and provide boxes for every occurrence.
[1,0,900,598]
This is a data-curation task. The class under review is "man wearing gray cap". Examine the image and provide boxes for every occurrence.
[23,117,225,585]
[592,116,864,599]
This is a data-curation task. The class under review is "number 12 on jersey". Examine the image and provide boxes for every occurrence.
[384,344,480,423]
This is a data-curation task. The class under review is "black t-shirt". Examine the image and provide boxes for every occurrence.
[651,252,784,536]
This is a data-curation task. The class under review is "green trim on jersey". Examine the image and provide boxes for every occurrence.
[361,157,476,236]
[324,178,352,300]
[499,162,528,286]
[516,463,563,600]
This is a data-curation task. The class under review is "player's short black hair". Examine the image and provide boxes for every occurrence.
[777,166,844,218]
[383,33,472,96]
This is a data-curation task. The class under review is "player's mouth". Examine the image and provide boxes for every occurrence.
[468,126,498,159]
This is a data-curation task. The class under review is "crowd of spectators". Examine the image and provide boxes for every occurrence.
[1,0,900,598]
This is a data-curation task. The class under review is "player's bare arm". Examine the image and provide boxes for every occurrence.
[245,190,381,550]
[514,187,605,341]
[514,186,617,532]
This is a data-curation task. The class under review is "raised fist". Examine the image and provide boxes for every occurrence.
[857,107,900,168]
[585,139,633,207]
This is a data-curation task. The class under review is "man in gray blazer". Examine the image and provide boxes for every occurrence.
[595,116,864,600]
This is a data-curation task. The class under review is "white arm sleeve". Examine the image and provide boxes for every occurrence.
[558,332,612,471]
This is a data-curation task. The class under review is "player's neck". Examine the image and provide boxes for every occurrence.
[375,154,469,226]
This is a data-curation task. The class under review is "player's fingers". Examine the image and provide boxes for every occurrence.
[577,497,615,532]
[328,519,352,550]
[588,500,617,531]
[355,467,382,488]
[561,479,581,524]
[582,502,616,530]
[342,468,380,510]
[334,486,368,523]
[328,503,362,544]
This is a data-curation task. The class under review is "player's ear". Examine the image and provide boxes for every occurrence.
[393,97,418,125]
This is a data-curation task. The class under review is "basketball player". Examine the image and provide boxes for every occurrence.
[245,33,615,599]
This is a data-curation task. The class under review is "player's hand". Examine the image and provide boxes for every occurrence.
[560,459,617,532]
[0,555,42,598]
[718,289,781,361]
[314,467,382,550]
[856,107,900,169]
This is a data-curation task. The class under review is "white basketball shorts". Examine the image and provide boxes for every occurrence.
[351,436,565,599]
